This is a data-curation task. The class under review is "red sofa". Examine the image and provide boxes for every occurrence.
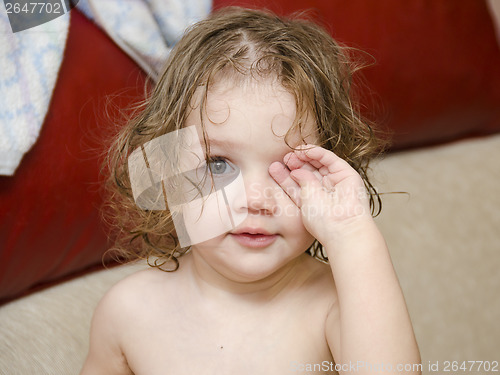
[0,9,148,304]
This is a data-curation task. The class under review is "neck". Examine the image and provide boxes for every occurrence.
[183,251,308,305]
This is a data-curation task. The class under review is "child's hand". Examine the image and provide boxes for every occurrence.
[269,145,372,247]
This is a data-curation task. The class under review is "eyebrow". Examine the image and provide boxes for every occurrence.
[205,137,240,152]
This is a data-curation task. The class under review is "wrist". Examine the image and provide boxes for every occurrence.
[321,214,383,255]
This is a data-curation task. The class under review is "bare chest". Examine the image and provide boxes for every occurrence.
[123,302,335,375]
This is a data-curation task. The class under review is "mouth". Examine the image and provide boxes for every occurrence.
[230,227,278,248]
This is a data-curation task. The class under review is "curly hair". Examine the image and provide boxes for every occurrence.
[104,7,384,271]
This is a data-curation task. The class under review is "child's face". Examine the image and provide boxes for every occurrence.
[184,77,317,283]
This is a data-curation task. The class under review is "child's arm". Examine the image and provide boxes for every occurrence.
[269,145,421,375]
[80,287,134,375]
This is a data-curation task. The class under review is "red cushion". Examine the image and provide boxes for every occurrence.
[214,0,500,149]
[0,9,147,304]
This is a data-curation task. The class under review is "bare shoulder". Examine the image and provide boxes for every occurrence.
[94,267,167,312]
[108,265,175,298]
[80,267,173,375]
[300,255,337,299]
[93,266,180,325]
[303,257,340,326]
[304,258,342,362]
[303,257,339,307]
[284,255,338,322]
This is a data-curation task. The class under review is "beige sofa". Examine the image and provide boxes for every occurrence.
[1,133,499,374]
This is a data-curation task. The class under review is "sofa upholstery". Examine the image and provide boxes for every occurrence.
[0,1,499,374]
[213,0,500,150]
[0,9,147,304]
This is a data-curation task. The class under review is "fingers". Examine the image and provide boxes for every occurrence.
[269,145,359,207]
[290,145,356,186]
[294,145,351,171]
[283,151,323,180]
[268,161,301,206]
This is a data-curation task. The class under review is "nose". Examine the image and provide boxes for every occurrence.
[242,172,279,215]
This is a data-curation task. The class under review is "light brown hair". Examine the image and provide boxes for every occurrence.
[104,7,384,271]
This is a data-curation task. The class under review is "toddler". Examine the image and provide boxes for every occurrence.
[80,7,421,375]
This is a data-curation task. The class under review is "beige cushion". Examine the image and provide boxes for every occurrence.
[372,134,500,363]
[0,262,147,374]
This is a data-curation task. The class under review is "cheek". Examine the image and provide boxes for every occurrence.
[274,196,315,245]
[274,193,302,221]
[276,201,310,234]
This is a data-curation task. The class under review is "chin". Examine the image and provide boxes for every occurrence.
[215,252,299,283]
[192,233,311,284]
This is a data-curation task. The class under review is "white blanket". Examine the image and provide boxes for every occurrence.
[0,10,69,176]
[0,0,211,176]
[77,0,212,79]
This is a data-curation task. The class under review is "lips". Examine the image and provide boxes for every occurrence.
[232,227,272,236]
[230,227,278,248]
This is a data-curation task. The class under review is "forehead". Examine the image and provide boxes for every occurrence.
[186,77,315,147]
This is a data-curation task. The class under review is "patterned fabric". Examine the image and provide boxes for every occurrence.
[76,0,212,79]
[0,10,69,176]
[0,0,211,176]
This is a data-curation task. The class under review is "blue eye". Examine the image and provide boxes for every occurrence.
[182,157,239,196]
[208,158,231,175]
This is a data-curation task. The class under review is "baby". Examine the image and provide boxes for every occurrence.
[80,7,421,375]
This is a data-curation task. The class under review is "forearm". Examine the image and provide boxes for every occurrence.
[325,216,421,374]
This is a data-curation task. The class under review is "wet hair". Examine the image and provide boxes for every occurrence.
[104,7,384,271]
